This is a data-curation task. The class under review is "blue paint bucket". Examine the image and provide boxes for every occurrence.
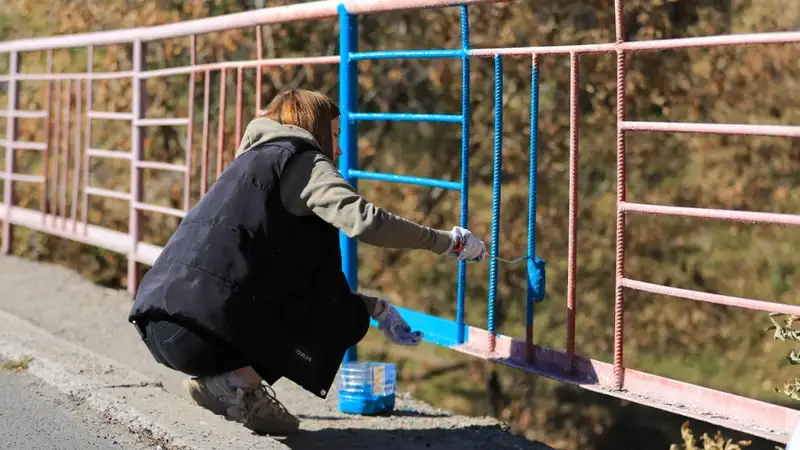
[338,361,396,415]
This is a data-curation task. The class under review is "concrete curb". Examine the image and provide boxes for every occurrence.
[0,308,288,450]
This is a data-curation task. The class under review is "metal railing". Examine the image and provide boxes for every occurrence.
[0,0,798,444]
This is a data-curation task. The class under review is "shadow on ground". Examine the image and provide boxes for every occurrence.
[278,425,551,450]
[297,409,451,421]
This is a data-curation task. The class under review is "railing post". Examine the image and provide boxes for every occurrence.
[338,3,360,363]
[525,53,542,363]
[2,51,19,255]
[128,40,146,295]
[81,47,93,234]
[487,54,503,353]
[566,52,580,372]
[612,0,628,390]
[456,5,471,345]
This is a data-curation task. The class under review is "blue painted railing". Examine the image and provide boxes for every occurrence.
[337,3,545,361]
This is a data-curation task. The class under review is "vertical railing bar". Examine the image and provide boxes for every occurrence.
[566,52,580,371]
[58,80,71,230]
[70,77,82,231]
[256,26,264,114]
[50,80,61,228]
[184,35,196,212]
[612,0,628,390]
[128,40,145,294]
[455,4,470,345]
[338,4,360,363]
[42,50,53,225]
[2,51,19,254]
[487,53,503,354]
[235,67,243,149]
[200,69,210,197]
[81,46,93,234]
[525,53,540,363]
[216,69,227,177]
[59,80,71,228]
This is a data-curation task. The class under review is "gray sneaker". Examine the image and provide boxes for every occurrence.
[183,378,301,435]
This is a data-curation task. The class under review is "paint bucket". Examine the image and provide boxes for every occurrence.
[337,361,396,415]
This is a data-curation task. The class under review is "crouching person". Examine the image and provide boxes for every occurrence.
[128,89,487,435]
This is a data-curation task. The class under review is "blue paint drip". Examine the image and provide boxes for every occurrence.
[349,170,461,190]
[456,5,470,345]
[351,49,463,60]
[527,57,547,314]
[487,54,503,338]
[350,112,462,123]
[338,4,359,363]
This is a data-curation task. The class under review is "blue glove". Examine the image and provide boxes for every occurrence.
[373,299,423,346]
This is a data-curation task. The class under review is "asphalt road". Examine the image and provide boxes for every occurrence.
[0,369,157,450]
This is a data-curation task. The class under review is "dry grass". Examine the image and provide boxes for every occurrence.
[0,356,33,372]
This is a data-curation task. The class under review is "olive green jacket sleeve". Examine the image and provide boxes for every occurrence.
[279,151,454,255]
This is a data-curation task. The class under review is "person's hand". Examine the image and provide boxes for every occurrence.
[447,226,487,262]
[372,299,423,346]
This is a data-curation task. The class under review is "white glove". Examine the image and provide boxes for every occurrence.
[447,226,487,262]
[373,299,423,346]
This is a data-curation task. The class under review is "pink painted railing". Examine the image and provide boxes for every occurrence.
[1,0,799,444]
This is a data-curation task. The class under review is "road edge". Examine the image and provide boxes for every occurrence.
[0,308,288,450]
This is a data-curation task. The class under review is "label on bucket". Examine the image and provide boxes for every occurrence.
[372,365,386,396]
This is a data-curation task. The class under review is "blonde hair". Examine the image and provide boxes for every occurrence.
[258,89,340,158]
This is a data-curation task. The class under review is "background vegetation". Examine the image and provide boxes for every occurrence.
[1,0,799,448]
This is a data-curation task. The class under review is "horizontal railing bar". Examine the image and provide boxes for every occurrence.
[135,161,188,172]
[470,30,800,57]
[349,169,461,190]
[134,202,186,218]
[137,56,340,79]
[621,202,800,226]
[88,111,134,121]
[0,110,48,119]
[0,72,135,82]
[622,120,800,137]
[0,140,47,150]
[87,148,132,160]
[454,325,797,443]
[621,278,800,316]
[471,43,617,56]
[620,30,800,51]
[85,186,132,201]
[0,173,45,183]
[350,49,464,60]
[135,118,190,127]
[350,112,462,123]
[0,0,506,53]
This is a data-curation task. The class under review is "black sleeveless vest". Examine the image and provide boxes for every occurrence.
[129,138,369,397]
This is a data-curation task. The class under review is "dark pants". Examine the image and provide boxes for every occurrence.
[135,319,282,383]
[134,294,369,386]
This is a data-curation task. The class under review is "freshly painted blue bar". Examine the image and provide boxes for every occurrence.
[487,54,503,339]
[350,49,464,60]
[526,57,538,332]
[349,169,462,191]
[526,56,540,338]
[349,112,462,123]
[528,57,547,304]
[456,5,470,345]
[338,4,359,363]
[370,306,470,348]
